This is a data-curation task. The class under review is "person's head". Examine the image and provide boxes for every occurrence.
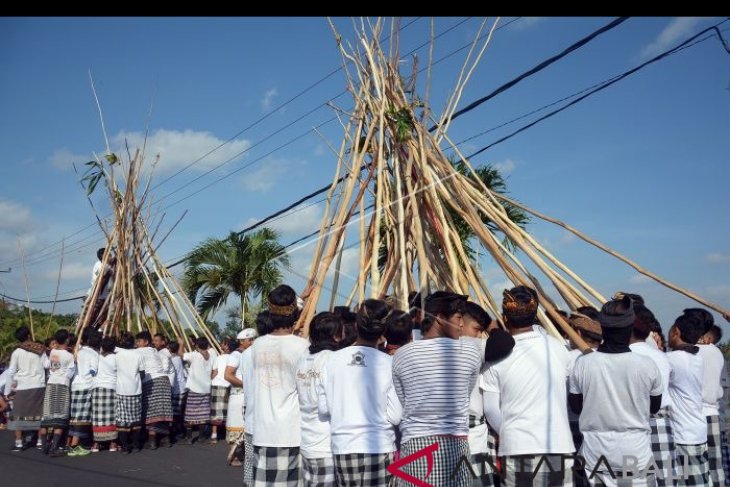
[97,247,106,261]
[86,330,102,350]
[119,332,135,350]
[598,296,635,347]
[255,310,274,338]
[462,302,492,338]
[704,324,723,345]
[54,329,70,346]
[195,336,210,351]
[669,313,706,348]
[631,304,657,341]
[309,312,341,354]
[15,325,31,343]
[267,284,300,331]
[167,341,180,354]
[384,310,414,349]
[333,306,358,348]
[100,336,116,354]
[423,291,468,339]
[236,327,258,350]
[135,330,152,348]
[576,306,600,321]
[682,308,714,335]
[225,338,239,354]
[67,333,77,348]
[501,286,538,330]
[569,312,602,348]
[356,299,389,343]
[152,333,168,351]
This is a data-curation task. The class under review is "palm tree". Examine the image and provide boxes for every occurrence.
[183,227,290,324]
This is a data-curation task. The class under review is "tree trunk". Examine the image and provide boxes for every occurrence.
[240,293,246,329]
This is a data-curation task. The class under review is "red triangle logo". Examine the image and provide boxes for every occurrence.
[387,441,439,487]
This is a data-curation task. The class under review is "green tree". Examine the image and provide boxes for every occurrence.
[183,228,290,326]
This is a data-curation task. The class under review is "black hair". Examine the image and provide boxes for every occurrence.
[226,338,239,354]
[356,299,389,342]
[632,304,657,340]
[309,312,341,354]
[674,314,706,345]
[135,331,152,344]
[44,337,54,348]
[502,285,539,328]
[168,341,180,354]
[422,292,466,333]
[97,248,106,260]
[86,330,102,349]
[81,327,93,345]
[15,325,31,342]
[101,336,116,354]
[337,309,358,348]
[54,329,69,346]
[707,324,723,344]
[153,333,168,343]
[462,302,492,330]
[255,310,274,337]
[67,333,77,347]
[384,310,413,347]
[119,332,135,349]
[195,336,210,350]
[267,284,300,331]
[576,306,600,321]
[682,308,714,334]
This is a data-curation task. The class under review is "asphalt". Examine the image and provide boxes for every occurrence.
[0,430,241,487]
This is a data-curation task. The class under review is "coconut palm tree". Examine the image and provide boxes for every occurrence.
[183,227,290,324]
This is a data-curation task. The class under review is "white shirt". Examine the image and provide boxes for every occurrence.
[72,346,100,391]
[212,354,232,388]
[393,337,482,443]
[170,355,187,395]
[46,349,76,387]
[241,347,255,433]
[93,353,117,390]
[158,348,175,386]
[697,344,726,416]
[115,348,144,396]
[0,370,9,395]
[320,346,401,454]
[183,350,213,394]
[90,260,111,299]
[296,350,333,458]
[250,334,309,447]
[136,347,167,382]
[629,341,672,409]
[468,338,490,455]
[481,330,574,456]
[569,351,662,469]
[667,350,707,444]
[227,350,243,382]
[4,347,46,394]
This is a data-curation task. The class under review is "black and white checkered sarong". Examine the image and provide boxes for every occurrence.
[335,452,394,486]
[115,394,141,430]
[92,388,116,442]
[651,410,677,487]
[142,377,172,433]
[243,433,254,487]
[708,415,727,485]
[397,436,470,486]
[69,388,93,438]
[302,455,336,487]
[41,383,70,429]
[210,385,229,425]
[676,443,710,487]
[470,423,498,487]
[253,445,301,486]
[503,454,574,487]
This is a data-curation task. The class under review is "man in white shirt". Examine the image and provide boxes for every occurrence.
[702,324,730,485]
[570,297,663,486]
[4,326,46,452]
[68,328,100,456]
[629,304,676,486]
[250,285,309,486]
[86,248,115,328]
[210,339,235,444]
[135,331,173,450]
[115,332,144,454]
[178,336,213,445]
[224,328,257,447]
[166,340,186,441]
[667,311,710,486]
[40,329,76,457]
[482,286,575,487]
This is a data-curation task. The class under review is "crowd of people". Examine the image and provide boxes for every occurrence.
[1,282,729,487]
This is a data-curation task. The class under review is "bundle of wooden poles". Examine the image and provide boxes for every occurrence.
[73,148,219,352]
[296,18,728,347]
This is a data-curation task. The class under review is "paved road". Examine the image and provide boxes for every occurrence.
[0,431,241,487]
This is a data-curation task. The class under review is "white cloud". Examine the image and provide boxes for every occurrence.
[261,88,278,112]
[240,157,290,193]
[109,129,250,174]
[511,17,544,31]
[706,253,730,264]
[49,148,92,170]
[493,158,518,175]
[0,200,33,231]
[707,285,730,298]
[43,261,90,281]
[640,18,710,59]
[269,204,324,235]
[629,273,653,285]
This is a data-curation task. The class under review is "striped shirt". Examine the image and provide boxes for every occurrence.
[392,337,483,443]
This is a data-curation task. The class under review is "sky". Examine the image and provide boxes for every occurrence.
[0,17,728,334]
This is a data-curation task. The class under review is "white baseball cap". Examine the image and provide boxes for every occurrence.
[236,328,258,340]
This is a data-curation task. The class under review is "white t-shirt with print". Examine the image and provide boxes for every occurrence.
[667,350,707,444]
[250,334,309,447]
[481,330,574,456]
[296,349,333,458]
[47,349,76,387]
[697,344,726,416]
[569,351,662,469]
[183,350,213,394]
[93,353,117,390]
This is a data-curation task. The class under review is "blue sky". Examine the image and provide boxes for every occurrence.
[0,17,728,334]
